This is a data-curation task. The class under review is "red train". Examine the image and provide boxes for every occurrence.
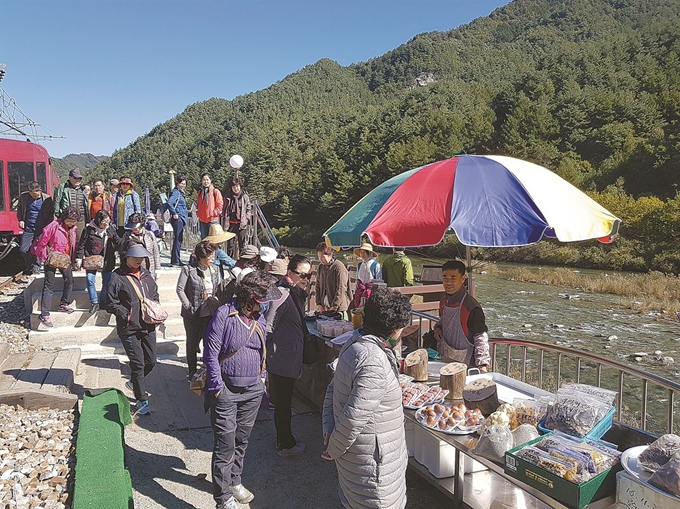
[0,138,60,261]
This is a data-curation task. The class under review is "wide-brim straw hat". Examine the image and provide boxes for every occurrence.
[204,224,236,244]
[353,242,378,257]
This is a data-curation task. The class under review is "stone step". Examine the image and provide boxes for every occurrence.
[77,337,187,362]
[0,348,81,410]
[29,301,182,330]
[28,317,187,348]
[26,267,183,292]
[29,285,181,313]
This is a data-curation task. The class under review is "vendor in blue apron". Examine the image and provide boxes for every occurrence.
[433,260,491,372]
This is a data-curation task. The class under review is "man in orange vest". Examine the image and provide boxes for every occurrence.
[197,173,223,239]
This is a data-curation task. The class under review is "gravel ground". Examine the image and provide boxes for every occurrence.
[0,275,34,354]
[0,275,75,508]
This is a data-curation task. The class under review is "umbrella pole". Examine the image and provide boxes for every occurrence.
[466,245,475,298]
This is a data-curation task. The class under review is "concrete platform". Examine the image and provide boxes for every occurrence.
[0,344,80,410]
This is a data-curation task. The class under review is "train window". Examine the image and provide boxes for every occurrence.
[0,161,4,211]
[8,162,34,211]
[36,162,47,194]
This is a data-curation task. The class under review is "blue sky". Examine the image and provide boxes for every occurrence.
[3,1,509,158]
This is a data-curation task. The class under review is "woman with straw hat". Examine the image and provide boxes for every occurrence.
[203,223,237,269]
[352,241,382,308]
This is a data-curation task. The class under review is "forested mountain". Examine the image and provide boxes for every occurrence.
[53,153,108,178]
[91,0,680,271]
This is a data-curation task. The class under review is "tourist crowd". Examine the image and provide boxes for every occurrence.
[16,169,490,509]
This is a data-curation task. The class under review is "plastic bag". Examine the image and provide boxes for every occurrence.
[639,434,680,472]
[649,452,680,497]
[512,423,539,448]
[543,388,611,437]
[472,424,514,463]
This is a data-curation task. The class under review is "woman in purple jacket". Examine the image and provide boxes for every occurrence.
[203,271,281,509]
[33,206,80,328]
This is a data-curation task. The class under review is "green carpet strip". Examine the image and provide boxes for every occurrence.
[72,389,133,509]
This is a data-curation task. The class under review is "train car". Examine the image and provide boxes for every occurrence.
[0,138,59,261]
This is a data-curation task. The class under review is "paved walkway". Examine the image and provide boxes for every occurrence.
[74,355,452,509]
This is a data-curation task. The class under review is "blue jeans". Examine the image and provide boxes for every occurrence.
[86,270,112,305]
[19,230,40,274]
[200,221,218,240]
[171,218,185,264]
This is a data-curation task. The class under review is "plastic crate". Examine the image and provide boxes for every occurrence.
[538,406,616,440]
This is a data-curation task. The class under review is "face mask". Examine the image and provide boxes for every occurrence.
[258,302,271,315]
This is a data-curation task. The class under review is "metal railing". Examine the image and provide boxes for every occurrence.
[410,310,680,435]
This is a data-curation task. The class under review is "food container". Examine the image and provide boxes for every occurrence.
[538,407,616,440]
[351,308,364,328]
[505,434,621,509]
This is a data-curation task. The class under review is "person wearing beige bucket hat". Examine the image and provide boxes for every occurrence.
[203,223,237,270]
[352,241,382,308]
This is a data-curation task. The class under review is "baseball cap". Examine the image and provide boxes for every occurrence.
[109,178,119,186]
[269,259,288,277]
[240,245,259,260]
[259,246,277,263]
[69,168,83,179]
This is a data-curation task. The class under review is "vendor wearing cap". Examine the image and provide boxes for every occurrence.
[54,168,90,239]
[353,241,382,308]
[112,176,142,237]
[203,223,237,270]
[105,243,161,416]
[204,270,281,509]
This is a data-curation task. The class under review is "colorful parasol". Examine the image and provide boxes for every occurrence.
[323,155,621,249]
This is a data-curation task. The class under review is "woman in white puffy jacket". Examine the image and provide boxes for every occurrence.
[322,287,411,509]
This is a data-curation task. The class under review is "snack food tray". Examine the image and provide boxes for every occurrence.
[465,372,554,404]
[415,407,484,435]
[621,445,680,502]
[404,398,444,410]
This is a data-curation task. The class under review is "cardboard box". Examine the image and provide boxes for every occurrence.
[616,470,680,509]
[413,424,486,478]
[504,435,620,509]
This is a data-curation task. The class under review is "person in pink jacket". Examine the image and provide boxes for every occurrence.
[197,173,223,239]
[32,206,80,327]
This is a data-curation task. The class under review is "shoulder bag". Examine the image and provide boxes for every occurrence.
[83,255,105,271]
[126,275,168,325]
[46,251,71,271]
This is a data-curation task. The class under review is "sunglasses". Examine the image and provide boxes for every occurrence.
[291,269,311,279]
[120,182,131,186]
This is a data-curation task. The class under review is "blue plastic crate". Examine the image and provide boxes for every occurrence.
[538,406,616,440]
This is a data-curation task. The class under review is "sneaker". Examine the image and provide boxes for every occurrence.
[277,442,306,457]
[89,302,99,313]
[39,315,54,328]
[134,400,150,416]
[231,484,254,504]
[57,304,75,314]
[216,497,239,509]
